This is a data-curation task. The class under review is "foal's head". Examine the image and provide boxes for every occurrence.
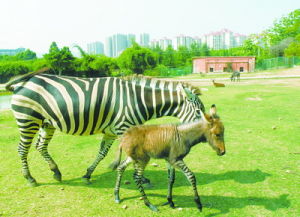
[201,104,226,156]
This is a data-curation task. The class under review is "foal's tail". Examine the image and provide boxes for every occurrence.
[109,145,122,170]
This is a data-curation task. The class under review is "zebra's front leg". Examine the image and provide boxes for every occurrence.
[163,163,176,208]
[35,123,61,182]
[174,160,202,212]
[82,135,115,183]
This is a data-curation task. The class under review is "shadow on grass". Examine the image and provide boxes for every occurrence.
[120,193,290,217]
[42,169,271,189]
[39,169,290,215]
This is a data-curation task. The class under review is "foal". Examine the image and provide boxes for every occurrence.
[111,104,225,212]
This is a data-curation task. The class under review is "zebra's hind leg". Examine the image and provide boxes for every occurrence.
[133,160,158,212]
[114,157,132,203]
[35,122,61,182]
[82,135,115,183]
[17,120,40,187]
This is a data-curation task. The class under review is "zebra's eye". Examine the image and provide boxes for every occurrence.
[195,109,201,117]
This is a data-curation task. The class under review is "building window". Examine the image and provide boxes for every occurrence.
[240,67,244,72]
[210,67,214,72]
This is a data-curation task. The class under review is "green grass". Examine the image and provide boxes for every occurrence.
[0,81,300,216]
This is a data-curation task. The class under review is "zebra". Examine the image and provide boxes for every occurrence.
[5,71,205,187]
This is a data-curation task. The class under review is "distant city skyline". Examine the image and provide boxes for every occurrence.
[86,29,247,57]
[0,0,298,55]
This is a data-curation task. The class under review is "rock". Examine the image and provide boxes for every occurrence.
[151,163,159,167]
[272,126,277,130]
[124,180,131,185]
[177,207,183,211]
[139,197,144,200]
[122,205,128,209]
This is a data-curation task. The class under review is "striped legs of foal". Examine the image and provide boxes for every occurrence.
[133,161,158,212]
[173,160,202,211]
[114,157,132,203]
[164,163,176,208]
[35,123,61,182]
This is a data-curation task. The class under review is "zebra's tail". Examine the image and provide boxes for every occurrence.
[5,67,50,91]
[109,145,123,170]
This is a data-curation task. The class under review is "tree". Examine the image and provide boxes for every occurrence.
[284,34,300,56]
[90,55,118,77]
[200,43,210,56]
[44,42,75,75]
[161,45,177,67]
[176,46,191,66]
[15,49,37,60]
[118,43,157,75]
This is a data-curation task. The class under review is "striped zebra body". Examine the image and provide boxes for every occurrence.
[7,73,204,186]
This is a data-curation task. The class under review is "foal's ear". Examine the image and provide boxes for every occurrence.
[210,104,218,118]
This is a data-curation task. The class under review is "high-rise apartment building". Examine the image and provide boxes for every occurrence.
[105,33,137,57]
[139,33,150,47]
[160,38,172,49]
[201,29,246,50]
[175,35,198,49]
[87,41,104,55]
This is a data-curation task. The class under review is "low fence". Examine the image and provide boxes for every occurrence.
[255,56,300,71]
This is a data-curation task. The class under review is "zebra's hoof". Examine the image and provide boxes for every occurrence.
[82,177,92,185]
[115,199,121,204]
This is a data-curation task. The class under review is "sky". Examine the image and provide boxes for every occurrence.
[0,0,299,55]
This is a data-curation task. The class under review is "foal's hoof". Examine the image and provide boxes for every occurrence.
[115,199,121,204]
[28,180,38,187]
[148,204,159,212]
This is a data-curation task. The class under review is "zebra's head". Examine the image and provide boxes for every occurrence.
[178,84,205,123]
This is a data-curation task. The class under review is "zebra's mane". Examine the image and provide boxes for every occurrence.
[5,67,50,91]
[122,74,202,96]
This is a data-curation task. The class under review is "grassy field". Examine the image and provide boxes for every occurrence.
[0,79,299,217]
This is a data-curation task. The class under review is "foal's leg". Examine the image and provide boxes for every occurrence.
[173,160,202,212]
[133,161,158,212]
[163,163,175,208]
[114,157,132,203]
[17,120,40,186]
[35,123,61,181]
[82,135,115,182]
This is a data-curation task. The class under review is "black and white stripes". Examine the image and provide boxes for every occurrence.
[7,73,204,185]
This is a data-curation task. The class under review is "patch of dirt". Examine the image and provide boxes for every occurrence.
[246,97,262,101]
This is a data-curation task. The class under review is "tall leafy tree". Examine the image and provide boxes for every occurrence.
[118,43,157,74]
[44,42,75,75]
[15,49,37,60]
[161,45,177,67]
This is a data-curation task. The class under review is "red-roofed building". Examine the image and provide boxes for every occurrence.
[193,56,255,73]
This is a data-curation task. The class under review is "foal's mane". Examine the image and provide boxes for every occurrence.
[122,74,201,96]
